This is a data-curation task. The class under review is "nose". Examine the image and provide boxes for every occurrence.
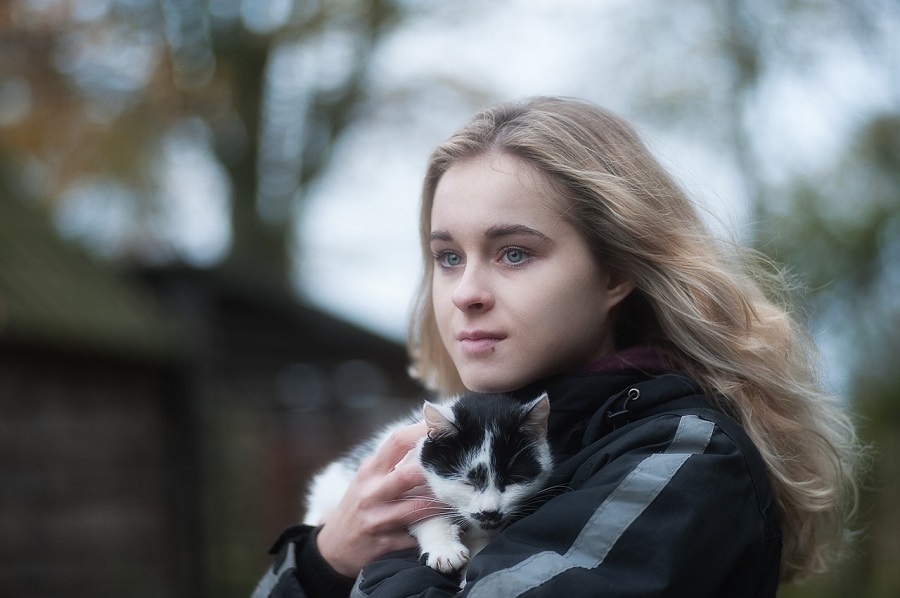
[472,509,503,524]
[451,264,494,312]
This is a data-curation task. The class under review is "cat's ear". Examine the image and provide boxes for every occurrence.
[521,392,550,438]
[423,401,458,439]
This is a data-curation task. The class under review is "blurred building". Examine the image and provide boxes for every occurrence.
[0,196,424,597]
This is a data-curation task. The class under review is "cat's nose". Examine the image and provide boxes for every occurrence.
[473,509,503,524]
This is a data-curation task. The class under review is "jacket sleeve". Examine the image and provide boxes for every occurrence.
[252,525,357,598]
[353,413,781,598]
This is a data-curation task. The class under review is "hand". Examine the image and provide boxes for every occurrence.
[315,421,437,577]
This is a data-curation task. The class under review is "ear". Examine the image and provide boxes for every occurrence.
[423,401,458,439]
[520,392,550,439]
[605,269,636,309]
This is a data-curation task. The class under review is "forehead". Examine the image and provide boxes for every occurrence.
[430,152,565,231]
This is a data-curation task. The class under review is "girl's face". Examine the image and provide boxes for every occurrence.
[429,152,634,392]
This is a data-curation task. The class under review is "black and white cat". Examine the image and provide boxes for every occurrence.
[303,391,553,574]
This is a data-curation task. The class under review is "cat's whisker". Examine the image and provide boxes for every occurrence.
[409,513,443,525]
[509,505,540,519]
[403,504,454,515]
[408,512,463,527]
[507,443,538,466]
[391,495,445,506]
[533,483,572,497]
[408,509,453,519]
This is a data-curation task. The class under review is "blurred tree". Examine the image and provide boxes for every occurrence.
[0,0,405,289]
[704,2,900,596]
[711,4,900,597]
[763,111,900,598]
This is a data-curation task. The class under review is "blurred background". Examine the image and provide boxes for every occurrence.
[0,0,897,596]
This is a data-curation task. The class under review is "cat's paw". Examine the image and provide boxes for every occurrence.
[419,542,470,574]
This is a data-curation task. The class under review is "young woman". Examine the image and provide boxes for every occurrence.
[254,97,861,597]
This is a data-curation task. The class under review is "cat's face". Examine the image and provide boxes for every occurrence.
[419,392,552,532]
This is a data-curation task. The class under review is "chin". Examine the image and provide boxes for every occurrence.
[460,374,523,394]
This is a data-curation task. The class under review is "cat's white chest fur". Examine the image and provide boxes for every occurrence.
[302,459,358,527]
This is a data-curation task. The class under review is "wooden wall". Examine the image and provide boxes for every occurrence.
[0,349,196,597]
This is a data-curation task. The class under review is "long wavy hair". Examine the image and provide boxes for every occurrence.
[407,96,861,582]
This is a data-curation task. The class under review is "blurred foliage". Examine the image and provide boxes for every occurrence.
[763,110,900,598]
[0,0,407,287]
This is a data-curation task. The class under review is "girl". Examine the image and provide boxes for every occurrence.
[254,97,861,597]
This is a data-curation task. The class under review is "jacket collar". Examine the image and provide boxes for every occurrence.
[511,369,705,460]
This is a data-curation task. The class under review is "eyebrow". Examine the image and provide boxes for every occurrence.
[429,224,554,244]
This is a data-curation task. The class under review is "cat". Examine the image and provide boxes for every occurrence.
[302,391,553,575]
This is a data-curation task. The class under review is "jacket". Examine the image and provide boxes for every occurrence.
[255,369,782,597]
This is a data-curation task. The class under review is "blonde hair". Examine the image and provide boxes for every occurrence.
[408,96,861,582]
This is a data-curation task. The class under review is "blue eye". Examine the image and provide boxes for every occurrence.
[503,248,528,264]
[435,251,462,268]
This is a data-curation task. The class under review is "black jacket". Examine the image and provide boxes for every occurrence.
[254,370,782,597]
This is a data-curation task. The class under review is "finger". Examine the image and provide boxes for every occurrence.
[396,496,449,528]
[367,488,446,530]
[366,421,427,473]
[373,459,428,506]
[373,529,419,554]
[401,484,434,500]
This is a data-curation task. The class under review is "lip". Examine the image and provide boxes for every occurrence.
[456,330,506,354]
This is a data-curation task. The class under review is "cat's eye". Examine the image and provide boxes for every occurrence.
[504,460,538,485]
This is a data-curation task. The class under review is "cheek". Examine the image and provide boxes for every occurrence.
[498,485,529,510]
[427,475,468,504]
[432,278,455,316]
[431,288,453,342]
[520,270,613,361]
[535,274,608,332]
